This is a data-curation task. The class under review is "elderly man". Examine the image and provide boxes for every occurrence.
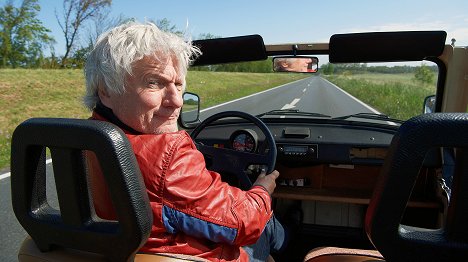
[274,57,315,72]
[83,21,286,262]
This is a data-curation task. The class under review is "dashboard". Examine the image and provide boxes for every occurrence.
[192,120,441,221]
[193,121,397,165]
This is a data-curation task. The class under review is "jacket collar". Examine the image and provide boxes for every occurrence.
[93,101,142,135]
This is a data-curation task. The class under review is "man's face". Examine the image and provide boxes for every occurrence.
[288,58,312,72]
[100,55,184,134]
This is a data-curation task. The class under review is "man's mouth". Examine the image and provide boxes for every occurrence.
[157,113,179,120]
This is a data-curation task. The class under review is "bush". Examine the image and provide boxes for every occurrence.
[414,64,434,84]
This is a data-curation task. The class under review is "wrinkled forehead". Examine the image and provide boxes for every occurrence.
[131,54,183,76]
[126,54,185,84]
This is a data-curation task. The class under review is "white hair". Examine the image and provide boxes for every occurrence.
[274,57,296,71]
[83,21,201,110]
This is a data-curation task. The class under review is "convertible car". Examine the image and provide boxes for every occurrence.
[10,31,468,261]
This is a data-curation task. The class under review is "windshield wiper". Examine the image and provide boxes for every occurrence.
[256,109,331,118]
[333,112,404,124]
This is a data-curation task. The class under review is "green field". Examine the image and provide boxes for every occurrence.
[324,73,436,120]
[0,69,306,170]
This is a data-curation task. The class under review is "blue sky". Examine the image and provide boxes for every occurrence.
[32,0,468,56]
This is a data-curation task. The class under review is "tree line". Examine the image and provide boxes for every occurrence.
[320,62,438,75]
[321,63,437,83]
[0,0,218,69]
[193,60,436,85]
[191,59,274,73]
[0,0,113,68]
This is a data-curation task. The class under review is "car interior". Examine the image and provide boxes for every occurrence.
[9,31,468,262]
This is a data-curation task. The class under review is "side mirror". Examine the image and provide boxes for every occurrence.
[178,92,200,129]
[423,95,436,114]
[273,56,319,73]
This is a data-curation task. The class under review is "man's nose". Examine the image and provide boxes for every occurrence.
[163,84,183,108]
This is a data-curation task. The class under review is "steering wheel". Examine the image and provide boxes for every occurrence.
[190,111,277,190]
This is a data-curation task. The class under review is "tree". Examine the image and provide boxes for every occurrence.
[195,33,221,40]
[321,63,335,75]
[63,12,132,68]
[414,63,435,84]
[0,0,54,68]
[154,18,183,36]
[56,0,111,67]
[85,12,131,49]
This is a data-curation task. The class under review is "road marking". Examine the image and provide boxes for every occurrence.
[321,78,397,125]
[303,88,307,92]
[281,98,300,110]
[0,173,9,180]
[0,159,52,180]
[200,78,308,113]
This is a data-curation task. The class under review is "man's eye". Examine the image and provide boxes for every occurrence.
[175,83,184,90]
[148,80,161,88]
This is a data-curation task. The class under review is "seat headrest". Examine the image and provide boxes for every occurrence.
[366,113,468,261]
[11,118,152,261]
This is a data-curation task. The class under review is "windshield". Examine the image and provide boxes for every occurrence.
[187,57,438,124]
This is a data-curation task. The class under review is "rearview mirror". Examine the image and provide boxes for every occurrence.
[273,56,319,73]
[178,92,200,129]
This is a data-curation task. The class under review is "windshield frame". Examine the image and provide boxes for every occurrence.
[186,36,447,126]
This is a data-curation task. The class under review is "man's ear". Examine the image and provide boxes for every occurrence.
[98,88,112,109]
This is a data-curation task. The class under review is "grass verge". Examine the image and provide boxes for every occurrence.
[324,73,436,120]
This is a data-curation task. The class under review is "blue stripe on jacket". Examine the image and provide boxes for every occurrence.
[162,205,238,244]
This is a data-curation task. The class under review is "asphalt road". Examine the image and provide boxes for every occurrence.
[0,175,27,262]
[199,76,378,120]
[0,75,377,261]
[1,161,58,262]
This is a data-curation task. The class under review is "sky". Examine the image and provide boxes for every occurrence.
[29,0,468,56]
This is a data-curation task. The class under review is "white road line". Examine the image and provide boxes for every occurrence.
[322,78,397,125]
[200,78,307,113]
[0,158,52,180]
[281,98,300,110]
[0,173,10,180]
[322,78,380,113]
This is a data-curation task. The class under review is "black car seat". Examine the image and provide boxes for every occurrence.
[10,118,206,262]
[304,113,468,262]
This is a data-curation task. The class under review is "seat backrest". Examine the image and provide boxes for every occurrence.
[11,118,152,262]
[365,113,468,261]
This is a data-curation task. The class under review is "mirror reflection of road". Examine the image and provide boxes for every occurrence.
[0,75,378,262]
[199,76,378,120]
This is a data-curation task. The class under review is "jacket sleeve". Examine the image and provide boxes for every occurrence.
[160,133,273,246]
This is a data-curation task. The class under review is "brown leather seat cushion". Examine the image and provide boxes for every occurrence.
[18,236,209,262]
[304,247,384,262]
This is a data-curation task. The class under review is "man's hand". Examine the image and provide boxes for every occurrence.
[253,170,280,195]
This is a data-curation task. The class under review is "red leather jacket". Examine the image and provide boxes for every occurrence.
[89,110,273,261]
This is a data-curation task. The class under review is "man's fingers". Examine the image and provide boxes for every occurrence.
[268,170,280,179]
